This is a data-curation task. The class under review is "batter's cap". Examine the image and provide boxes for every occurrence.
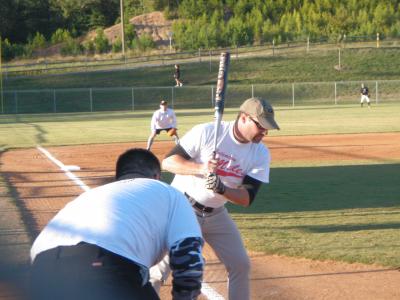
[240,97,280,130]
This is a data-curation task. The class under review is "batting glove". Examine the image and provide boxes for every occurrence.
[205,173,226,195]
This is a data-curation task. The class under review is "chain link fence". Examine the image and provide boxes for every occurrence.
[1,80,399,114]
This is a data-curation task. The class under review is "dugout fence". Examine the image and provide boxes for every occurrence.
[1,80,399,114]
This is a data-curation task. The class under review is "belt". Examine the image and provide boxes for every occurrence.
[184,193,214,213]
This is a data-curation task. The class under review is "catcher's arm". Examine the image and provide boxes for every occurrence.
[170,237,204,300]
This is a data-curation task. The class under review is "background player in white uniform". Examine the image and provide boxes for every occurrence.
[30,148,203,300]
[147,100,179,150]
[360,83,371,107]
[151,98,280,300]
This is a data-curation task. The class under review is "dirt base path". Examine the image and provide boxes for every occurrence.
[1,132,400,299]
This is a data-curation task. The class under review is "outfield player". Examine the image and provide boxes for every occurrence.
[151,97,280,300]
[30,148,203,300]
[174,64,183,87]
[360,83,371,107]
[147,100,179,150]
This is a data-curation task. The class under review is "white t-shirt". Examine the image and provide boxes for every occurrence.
[171,121,270,208]
[30,178,201,269]
[151,107,177,131]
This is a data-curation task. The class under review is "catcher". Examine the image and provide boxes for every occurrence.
[146,100,179,150]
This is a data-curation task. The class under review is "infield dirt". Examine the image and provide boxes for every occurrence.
[1,132,400,299]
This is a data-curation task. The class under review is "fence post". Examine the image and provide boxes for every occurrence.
[251,84,254,98]
[292,83,295,107]
[171,87,174,108]
[376,33,380,48]
[211,86,214,106]
[375,81,378,104]
[89,88,93,112]
[132,88,135,111]
[272,39,275,56]
[307,36,309,53]
[14,91,18,114]
[53,89,57,113]
[334,82,337,105]
[198,48,201,62]
[209,50,212,72]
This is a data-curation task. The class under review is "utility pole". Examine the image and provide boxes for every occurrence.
[120,0,126,57]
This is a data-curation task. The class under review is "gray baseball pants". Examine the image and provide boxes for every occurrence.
[150,206,250,300]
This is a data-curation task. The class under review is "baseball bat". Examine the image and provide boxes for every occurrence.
[212,52,230,158]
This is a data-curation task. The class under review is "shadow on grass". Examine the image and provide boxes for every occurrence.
[26,122,48,144]
[281,222,400,233]
[224,163,400,213]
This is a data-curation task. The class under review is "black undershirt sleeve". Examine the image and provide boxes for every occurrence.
[242,175,263,205]
[165,143,191,160]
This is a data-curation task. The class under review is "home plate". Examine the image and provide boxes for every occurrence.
[62,165,81,171]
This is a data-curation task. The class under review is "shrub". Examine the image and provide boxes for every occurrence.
[112,37,122,53]
[137,33,156,51]
[125,24,136,44]
[51,29,72,44]
[60,37,83,56]
[94,28,110,54]
[83,40,96,55]
[30,32,47,49]
[1,39,14,61]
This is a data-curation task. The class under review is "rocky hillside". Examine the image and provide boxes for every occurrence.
[86,11,173,47]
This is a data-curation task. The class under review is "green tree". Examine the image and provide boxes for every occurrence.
[60,36,83,56]
[226,17,253,46]
[51,29,72,44]
[83,40,96,55]
[30,32,47,49]
[112,37,123,53]
[178,0,208,19]
[137,33,156,51]
[93,28,110,53]
[125,24,136,45]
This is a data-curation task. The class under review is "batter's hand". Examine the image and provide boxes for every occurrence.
[201,157,218,175]
[205,173,226,194]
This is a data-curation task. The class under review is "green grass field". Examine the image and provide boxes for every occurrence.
[1,103,400,150]
[1,104,399,267]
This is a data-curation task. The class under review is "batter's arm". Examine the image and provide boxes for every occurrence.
[162,144,215,176]
[207,174,262,207]
[222,186,251,207]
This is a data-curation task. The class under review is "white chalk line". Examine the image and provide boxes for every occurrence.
[36,146,90,192]
[36,145,225,299]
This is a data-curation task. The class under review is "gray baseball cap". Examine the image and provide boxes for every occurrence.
[239,97,280,130]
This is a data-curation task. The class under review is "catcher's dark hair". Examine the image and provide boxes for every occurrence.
[115,148,161,180]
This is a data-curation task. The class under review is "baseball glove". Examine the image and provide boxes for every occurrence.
[167,128,177,137]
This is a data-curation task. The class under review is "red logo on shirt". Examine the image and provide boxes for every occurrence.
[215,153,244,178]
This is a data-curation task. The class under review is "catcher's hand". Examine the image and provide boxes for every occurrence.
[167,128,177,137]
[205,173,226,194]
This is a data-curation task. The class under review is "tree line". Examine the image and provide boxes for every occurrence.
[1,0,400,61]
